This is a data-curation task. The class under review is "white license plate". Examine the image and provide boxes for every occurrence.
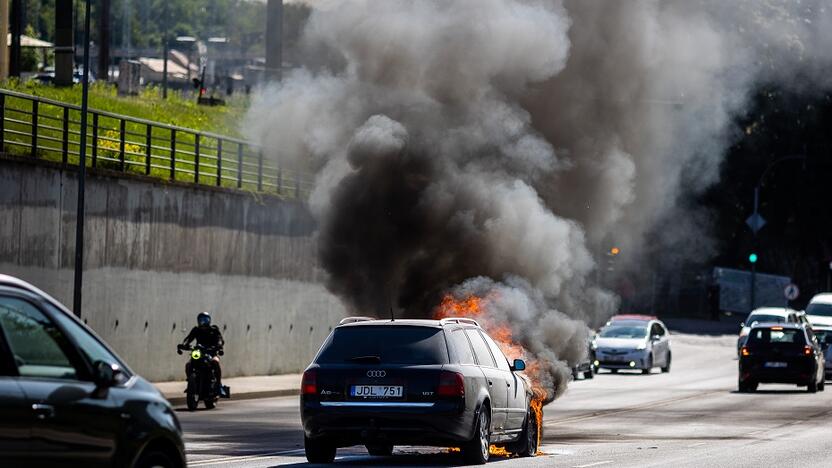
[350,385,403,398]
[764,361,787,368]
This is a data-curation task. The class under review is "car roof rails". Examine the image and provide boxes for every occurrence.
[338,316,376,325]
[439,317,481,327]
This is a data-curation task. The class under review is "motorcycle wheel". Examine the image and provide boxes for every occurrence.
[186,392,198,411]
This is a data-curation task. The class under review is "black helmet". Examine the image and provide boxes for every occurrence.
[197,312,211,328]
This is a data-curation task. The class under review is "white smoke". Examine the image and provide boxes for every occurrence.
[245,0,832,398]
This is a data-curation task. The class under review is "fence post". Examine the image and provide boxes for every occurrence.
[119,119,126,172]
[0,93,5,153]
[91,113,98,168]
[30,100,38,156]
[145,125,152,175]
[170,129,176,180]
[257,150,263,191]
[60,107,69,165]
[277,162,282,195]
[194,133,200,184]
[236,143,243,188]
[216,138,223,187]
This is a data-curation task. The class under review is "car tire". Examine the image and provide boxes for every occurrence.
[136,450,177,468]
[365,442,394,456]
[808,378,819,393]
[304,435,336,464]
[661,352,671,373]
[204,399,215,409]
[186,392,198,411]
[463,405,490,465]
[510,407,539,457]
[642,356,652,375]
[819,379,825,392]
[738,379,757,393]
[584,368,594,379]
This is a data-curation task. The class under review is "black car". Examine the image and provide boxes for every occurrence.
[0,275,185,467]
[738,322,826,393]
[300,317,539,464]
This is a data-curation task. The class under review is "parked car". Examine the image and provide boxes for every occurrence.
[0,274,185,467]
[811,325,832,381]
[300,317,539,464]
[737,307,801,354]
[738,322,825,393]
[593,316,671,374]
[573,336,595,380]
[805,293,832,327]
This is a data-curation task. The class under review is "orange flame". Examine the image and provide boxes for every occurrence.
[434,293,546,456]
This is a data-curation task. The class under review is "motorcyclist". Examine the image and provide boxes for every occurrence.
[179,312,225,394]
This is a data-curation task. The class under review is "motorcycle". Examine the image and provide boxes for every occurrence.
[177,343,231,410]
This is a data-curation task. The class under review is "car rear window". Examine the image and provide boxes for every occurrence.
[806,303,832,317]
[315,326,449,365]
[747,314,786,324]
[747,328,805,346]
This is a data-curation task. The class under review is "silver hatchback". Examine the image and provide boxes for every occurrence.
[592,316,672,374]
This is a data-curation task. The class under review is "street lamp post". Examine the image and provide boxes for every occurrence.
[72,0,93,317]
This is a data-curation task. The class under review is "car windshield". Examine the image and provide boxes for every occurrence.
[316,326,449,365]
[806,303,832,317]
[599,325,648,339]
[746,314,785,325]
[747,328,805,347]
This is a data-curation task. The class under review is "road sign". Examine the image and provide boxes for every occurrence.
[746,213,767,235]
[784,283,800,301]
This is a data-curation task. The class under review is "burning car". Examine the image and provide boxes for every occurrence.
[300,317,541,464]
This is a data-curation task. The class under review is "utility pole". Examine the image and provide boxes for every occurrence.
[72,0,93,317]
[97,0,111,81]
[55,0,75,86]
[0,0,9,79]
[9,0,21,77]
[265,0,283,81]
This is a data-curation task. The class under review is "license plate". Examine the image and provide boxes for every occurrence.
[764,361,787,368]
[350,385,403,398]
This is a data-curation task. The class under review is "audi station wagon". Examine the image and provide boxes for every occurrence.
[300,317,540,464]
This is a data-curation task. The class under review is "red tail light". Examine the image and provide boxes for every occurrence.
[804,346,813,356]
[437,371,465,398]
[301,369,317,395]
[740,346,750,357]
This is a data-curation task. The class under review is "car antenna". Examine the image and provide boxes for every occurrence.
[390,306,395,322]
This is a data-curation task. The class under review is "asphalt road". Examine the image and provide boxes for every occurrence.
[179,333,832,467]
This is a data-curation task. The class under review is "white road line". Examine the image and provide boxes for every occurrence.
[574,461,613,468]
[686,442,706,448]
[188,448,305,466]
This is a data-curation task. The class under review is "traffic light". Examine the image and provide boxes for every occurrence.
[748,253,758,264]
[610,247,620,256]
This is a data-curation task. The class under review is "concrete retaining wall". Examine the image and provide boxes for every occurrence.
[0,157,345,381]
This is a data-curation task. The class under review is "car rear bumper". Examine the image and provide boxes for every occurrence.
[301,400,473,446]
[740,364,816,384]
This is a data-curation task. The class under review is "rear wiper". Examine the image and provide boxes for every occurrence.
[348,355,382,363]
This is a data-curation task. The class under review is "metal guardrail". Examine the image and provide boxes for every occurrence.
[0,88,315,198]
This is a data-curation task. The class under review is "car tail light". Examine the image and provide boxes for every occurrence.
[740,346,750,357]
[437,371,465,398]
[804,346,814,356]
[301,369,317,395]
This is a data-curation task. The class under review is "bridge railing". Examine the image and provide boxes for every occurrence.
[0,88,315,199]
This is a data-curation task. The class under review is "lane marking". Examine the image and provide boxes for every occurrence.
[686,442,706,448]
[188,448,305,466]
[545,389,724,426]
[574,461,613,468]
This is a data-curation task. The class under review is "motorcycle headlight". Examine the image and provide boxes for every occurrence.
[191,349,202,360]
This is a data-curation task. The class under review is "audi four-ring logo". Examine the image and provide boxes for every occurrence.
[367,370,386,377]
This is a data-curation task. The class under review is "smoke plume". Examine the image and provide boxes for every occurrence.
[246,0,832,398]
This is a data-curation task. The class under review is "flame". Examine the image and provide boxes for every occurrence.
[434,293,546,457]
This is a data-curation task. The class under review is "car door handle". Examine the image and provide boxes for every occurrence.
[32,403,55,420]
[506,382,511,388]
[488,380,493,386]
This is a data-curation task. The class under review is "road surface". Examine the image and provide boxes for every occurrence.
[179,333,832,467]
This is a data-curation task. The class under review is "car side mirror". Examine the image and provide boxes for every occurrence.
[93,360,122,388]
[651,334,661,341]
[740,322,745,328]
[512,359,526,371]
